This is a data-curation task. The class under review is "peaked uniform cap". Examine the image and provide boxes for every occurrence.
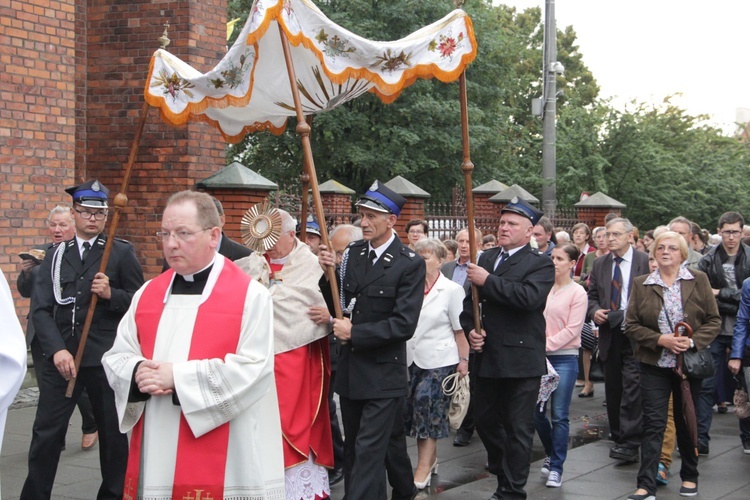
[65,179,110,208]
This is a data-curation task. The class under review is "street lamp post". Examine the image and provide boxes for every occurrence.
[541,0,562,217]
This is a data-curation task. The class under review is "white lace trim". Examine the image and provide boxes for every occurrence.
[284,455,330,500]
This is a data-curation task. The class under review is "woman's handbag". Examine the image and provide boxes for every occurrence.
[674,321,715,379]
[442,372,470,430]
[733,376,750,419]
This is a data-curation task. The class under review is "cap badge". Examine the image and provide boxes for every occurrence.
[369,181,379,191]
[92,180,101,192]
[510,196,518,204]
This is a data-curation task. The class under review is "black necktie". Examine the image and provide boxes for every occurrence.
[610,256,624,311]
[494,251,508,271]
[82,242,91,264]
[367,250,377,269]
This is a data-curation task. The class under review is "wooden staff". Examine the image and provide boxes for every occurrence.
[458,71,482,339]
[66,101,151,397]
[299,115,314,240]
[277,25,343,320]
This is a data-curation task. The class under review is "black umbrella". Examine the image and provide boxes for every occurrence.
[673,321,699,457]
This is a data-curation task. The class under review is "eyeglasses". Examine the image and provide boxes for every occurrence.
[155,228,211,242]
[605,231,626,238]
[721,230,741,238]
[74,208,108,220]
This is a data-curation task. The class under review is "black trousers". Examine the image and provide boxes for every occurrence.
[603,332,643,448]
[457,352,478,436]
[386,398,414,499]
[637,363,700,495]
[339,396,411,500]
[21,361,128,500]
[30,340,97,434]
[475,376,540,500]
[328,369,345,470]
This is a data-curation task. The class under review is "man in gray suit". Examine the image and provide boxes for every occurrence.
[587,217,650,463]
[441,226,481,447]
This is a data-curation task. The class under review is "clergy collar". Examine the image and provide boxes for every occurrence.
[180,256,216,282]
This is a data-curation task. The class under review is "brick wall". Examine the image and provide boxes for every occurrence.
[1,0,230,326]
[83,0,228,279]
[1,0,78,322]
[395,198,425,242]
[321,193,353,215]
[203,188,276,243]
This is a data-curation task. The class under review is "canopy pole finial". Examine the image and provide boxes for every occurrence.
[159,21,171,50]
[453,0,466,8]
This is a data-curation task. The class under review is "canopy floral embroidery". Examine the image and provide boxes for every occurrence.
[144,0,477,142]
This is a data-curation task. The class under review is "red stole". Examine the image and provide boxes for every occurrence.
[123,259,250,500]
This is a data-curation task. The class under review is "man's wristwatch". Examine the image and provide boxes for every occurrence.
[459,357,469,362]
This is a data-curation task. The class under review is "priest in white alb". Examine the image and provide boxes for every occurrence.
[103,191,285,500]
[1,268,28,495]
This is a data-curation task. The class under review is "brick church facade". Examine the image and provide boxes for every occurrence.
[1,0,231,317]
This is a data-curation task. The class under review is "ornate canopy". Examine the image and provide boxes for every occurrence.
[144,0,477,142]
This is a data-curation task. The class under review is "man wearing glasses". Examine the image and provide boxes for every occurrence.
[696,211,750,456]
[587,217,649,464]
[22,179,144,499]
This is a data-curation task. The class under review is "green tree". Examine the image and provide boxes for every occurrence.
[226,0,601,201]
[597,97,750,230]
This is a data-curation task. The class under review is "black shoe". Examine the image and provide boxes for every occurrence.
[627,493,655,500]
[488,495,501,500]
[328,467,344,486]
[697,442,709,456]
[610,445,639,462]
[453,431,471,447]
[680,484,698,497]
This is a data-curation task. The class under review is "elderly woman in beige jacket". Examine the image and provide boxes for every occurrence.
[624,231,720,500]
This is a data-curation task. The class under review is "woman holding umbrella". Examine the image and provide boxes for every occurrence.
[624,231,720,500]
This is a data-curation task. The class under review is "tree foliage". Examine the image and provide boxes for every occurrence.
[225,0,750,231]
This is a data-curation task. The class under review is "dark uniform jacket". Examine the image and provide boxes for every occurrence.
[32,235,144,367]
[459,243,554,379]
[586,248,650,361]
[17,242,54,345]
[320,236,425,400]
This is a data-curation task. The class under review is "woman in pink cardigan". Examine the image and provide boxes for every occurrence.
[535,244,588,488]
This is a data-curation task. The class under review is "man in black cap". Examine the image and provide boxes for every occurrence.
[297,217,323,255]
[22,179,144,500]
[460,197,555,499]
[318,181,425,500]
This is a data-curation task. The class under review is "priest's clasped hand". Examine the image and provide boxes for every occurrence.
[135,360,175,396]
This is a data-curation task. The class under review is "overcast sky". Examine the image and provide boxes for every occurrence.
[497,0,750,133]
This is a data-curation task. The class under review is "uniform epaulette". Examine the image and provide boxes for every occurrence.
[348,240,366,248]
[66,240,76,248]
[115,237,132,245]
[400,246,418,259]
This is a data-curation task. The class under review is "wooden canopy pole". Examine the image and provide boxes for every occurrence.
[66,100,151,397]
[299,115,314,240]
[277,25,343,320]
[458,71,482,339]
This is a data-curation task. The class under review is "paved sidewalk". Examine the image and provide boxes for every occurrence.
[3,381,750,499]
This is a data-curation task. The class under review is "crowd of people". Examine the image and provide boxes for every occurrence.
[2,177,750,500]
